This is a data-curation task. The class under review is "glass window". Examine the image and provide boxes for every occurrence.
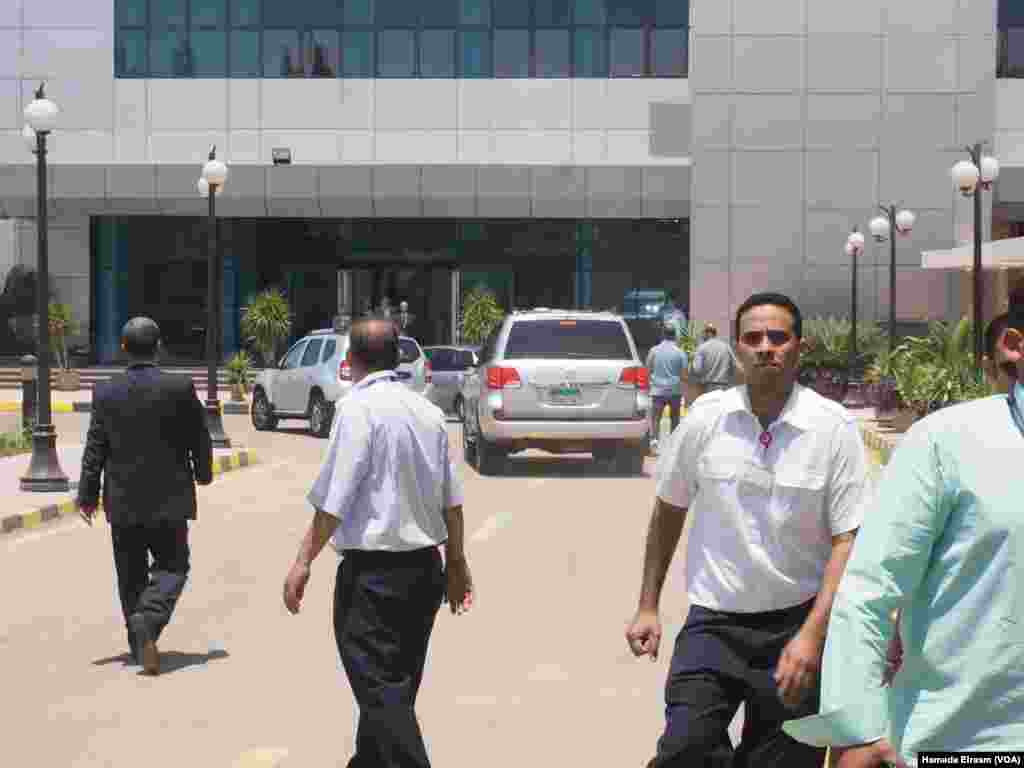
[306,29,339,76]
[283,340,307,369]
[655,0,687,26]
[420,29,455,77]
[398,338,421,363]
[609,27,644,76]
[192,0,226,27]
[494,29,529,77]
[607,0,652,25]
[343,30,375,76]
[231,0,260,26]
[376,0,417,27]
[573,28,607,76]
[230,29,260,75]
[264,30,302,76]
[1000,2,1024,27]
[345,0,374,24]
[301,338,324,366]
[459,0,490,25]
[192,30,227,75]
[494,0,530,27]
[504,319,633,360]
[422,0,458,27]
[536,0,571,26]
[573,0,605,25]
[151,0,187,28]
[378,29,416,76]
[1003,27,1024,77]
[118,0,147,27]
[117,30,148,75]
[652,27,685,76]
[151,28,191,75]
[535,29,569,76]
[459,29,491,77]
[322,339,337,361]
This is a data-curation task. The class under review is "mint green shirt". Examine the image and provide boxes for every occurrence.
[784,383,1024,762]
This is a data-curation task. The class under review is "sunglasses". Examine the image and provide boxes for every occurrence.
[739,329,793,348]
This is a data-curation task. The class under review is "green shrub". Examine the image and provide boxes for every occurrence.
[460,287,505,345]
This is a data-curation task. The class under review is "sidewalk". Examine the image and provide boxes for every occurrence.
[0,387,250,415]
[1,442,258,535]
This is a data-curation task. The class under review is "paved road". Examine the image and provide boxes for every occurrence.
[1,413,713,767]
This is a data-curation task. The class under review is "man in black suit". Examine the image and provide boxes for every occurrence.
[77,317,213,675]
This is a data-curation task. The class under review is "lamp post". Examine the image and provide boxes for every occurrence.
[951,144,1000,371]
[20,83,69,492]
[844,230,866,374]
[197,146,230,448]
[868,205,916,355]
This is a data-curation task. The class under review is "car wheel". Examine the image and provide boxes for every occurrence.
[462,413,477,465]
[251,388,278,431]
[453,395,464,421]
[309,392,333,439]
[474,418,503,476]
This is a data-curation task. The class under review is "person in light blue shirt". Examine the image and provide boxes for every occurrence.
[783,292,1024,767]
[646,324,688,451]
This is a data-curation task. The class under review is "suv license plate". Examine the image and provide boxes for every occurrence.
[549,386,580,404]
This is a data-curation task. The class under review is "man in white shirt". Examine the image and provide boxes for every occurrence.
[283,317,473,768]
[626,292,869,767]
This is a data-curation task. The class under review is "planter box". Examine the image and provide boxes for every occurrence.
[53,370,81,391]
[229,383,249,402]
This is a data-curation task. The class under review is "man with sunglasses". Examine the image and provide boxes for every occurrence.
[784,289,1024,765]
[627,292,869,767]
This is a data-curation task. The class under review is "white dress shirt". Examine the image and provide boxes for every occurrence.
[655,384,868,613]
[307,370,463,552]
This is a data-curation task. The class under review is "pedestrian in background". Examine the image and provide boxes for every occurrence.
[783,287,1024,766]
[283,316,473,768]
[689,322,740,401]
[77,317,213,675]
[627,292,869,767]
[646,323,688,453]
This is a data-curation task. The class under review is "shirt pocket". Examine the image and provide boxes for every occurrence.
[698,456,739,484]
[772,467,828,540]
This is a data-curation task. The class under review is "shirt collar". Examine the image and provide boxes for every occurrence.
[353,370,398,391]
[724,383,812,431]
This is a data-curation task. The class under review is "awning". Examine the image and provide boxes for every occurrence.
[921,236,1024,270]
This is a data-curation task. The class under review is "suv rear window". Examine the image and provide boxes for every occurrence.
[503,319,633,360]
[428,348,474,371]
[398,339,420,364]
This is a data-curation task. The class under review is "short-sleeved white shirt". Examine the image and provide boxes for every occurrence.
[307,370,463,552]
[655,384,868,613]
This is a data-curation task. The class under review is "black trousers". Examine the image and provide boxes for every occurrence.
[334,547,445,768]
[651,395,682,440]
[110,521,191,652]
[651,599,825,768]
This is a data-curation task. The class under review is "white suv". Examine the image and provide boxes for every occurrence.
[251,328,432,438]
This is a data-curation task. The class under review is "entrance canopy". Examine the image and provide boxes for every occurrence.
[921,236,1024,270]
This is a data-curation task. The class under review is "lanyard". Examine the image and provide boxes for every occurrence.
[1009,387,1024,441]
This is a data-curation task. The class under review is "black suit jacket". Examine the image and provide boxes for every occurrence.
[77,364,213,525]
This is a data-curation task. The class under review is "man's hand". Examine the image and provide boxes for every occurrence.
[78,503,96,527]
[445,557,473,615]
[775,628,823,709]
[626,608,662,661]
[832,739,908,768]
[283,562,311,615]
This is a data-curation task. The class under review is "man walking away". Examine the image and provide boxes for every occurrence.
[627,292,869,767]
[283,316,473,768]
[646,323,688,453]
[690,322,740,400]
[77,317,213,675]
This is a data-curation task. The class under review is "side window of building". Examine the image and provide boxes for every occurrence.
[301,338,324,367]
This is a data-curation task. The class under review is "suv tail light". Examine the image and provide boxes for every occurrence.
[619,366,649,391]
[339,355,352,382]
[486,366,522,390]
[424,360,433,385]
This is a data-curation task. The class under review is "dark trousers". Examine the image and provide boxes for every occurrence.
[651,395,682,441]
[334,547,446,768]
[651,599,825,768]
[110,521,190,652]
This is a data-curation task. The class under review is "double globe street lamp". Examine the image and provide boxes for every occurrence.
[197,146,231,448]
[20,83,69,492]
[951,145,1000,370]
[868,206,916,355]
[844,229,866,374]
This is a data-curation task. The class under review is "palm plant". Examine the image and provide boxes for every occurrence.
[48,302,77,370]
[240,288,292,366]
[891,317,986,417]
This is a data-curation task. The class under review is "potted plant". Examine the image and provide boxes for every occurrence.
[460,286,505,345]
[48,302,80,391]
[226,351,252,401]
[240,288,292,367]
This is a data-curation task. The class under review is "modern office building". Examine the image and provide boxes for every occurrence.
[0,0,1023,363]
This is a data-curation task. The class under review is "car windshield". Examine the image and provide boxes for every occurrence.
[503,319,632,360]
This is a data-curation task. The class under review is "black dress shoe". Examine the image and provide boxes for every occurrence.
[128,613,160,675]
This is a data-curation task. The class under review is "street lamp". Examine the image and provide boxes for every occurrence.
[20,83,69,492]
[868,204,915,354]
[198,145,230,448]
[844,230,866,374]
[951,144,1000,370]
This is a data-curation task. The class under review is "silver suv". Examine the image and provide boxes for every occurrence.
[251,328,431,438]
[460,309,650,475]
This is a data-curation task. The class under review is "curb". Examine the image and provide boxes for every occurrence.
[0,401,74,414]
[1,447,258,536]
[13,401,251,415]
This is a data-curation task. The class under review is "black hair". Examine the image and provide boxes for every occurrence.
[662,324,676,339]
[734,292,803,340]
[121,317,161,359]
[984,313,1009,361]
[349,315,399,372]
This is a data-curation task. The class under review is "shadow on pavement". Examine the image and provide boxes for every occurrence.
[91,648,230,674]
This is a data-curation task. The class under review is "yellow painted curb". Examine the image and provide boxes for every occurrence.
[0,401,74,413]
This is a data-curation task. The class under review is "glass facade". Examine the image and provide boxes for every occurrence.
[115,0,689,78]
[88,217,688,363]
[1000,1,1024,76]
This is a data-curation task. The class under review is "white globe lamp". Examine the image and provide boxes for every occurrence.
[894,209,915,236]
[869,215,890,243]
[952,159,980,197]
